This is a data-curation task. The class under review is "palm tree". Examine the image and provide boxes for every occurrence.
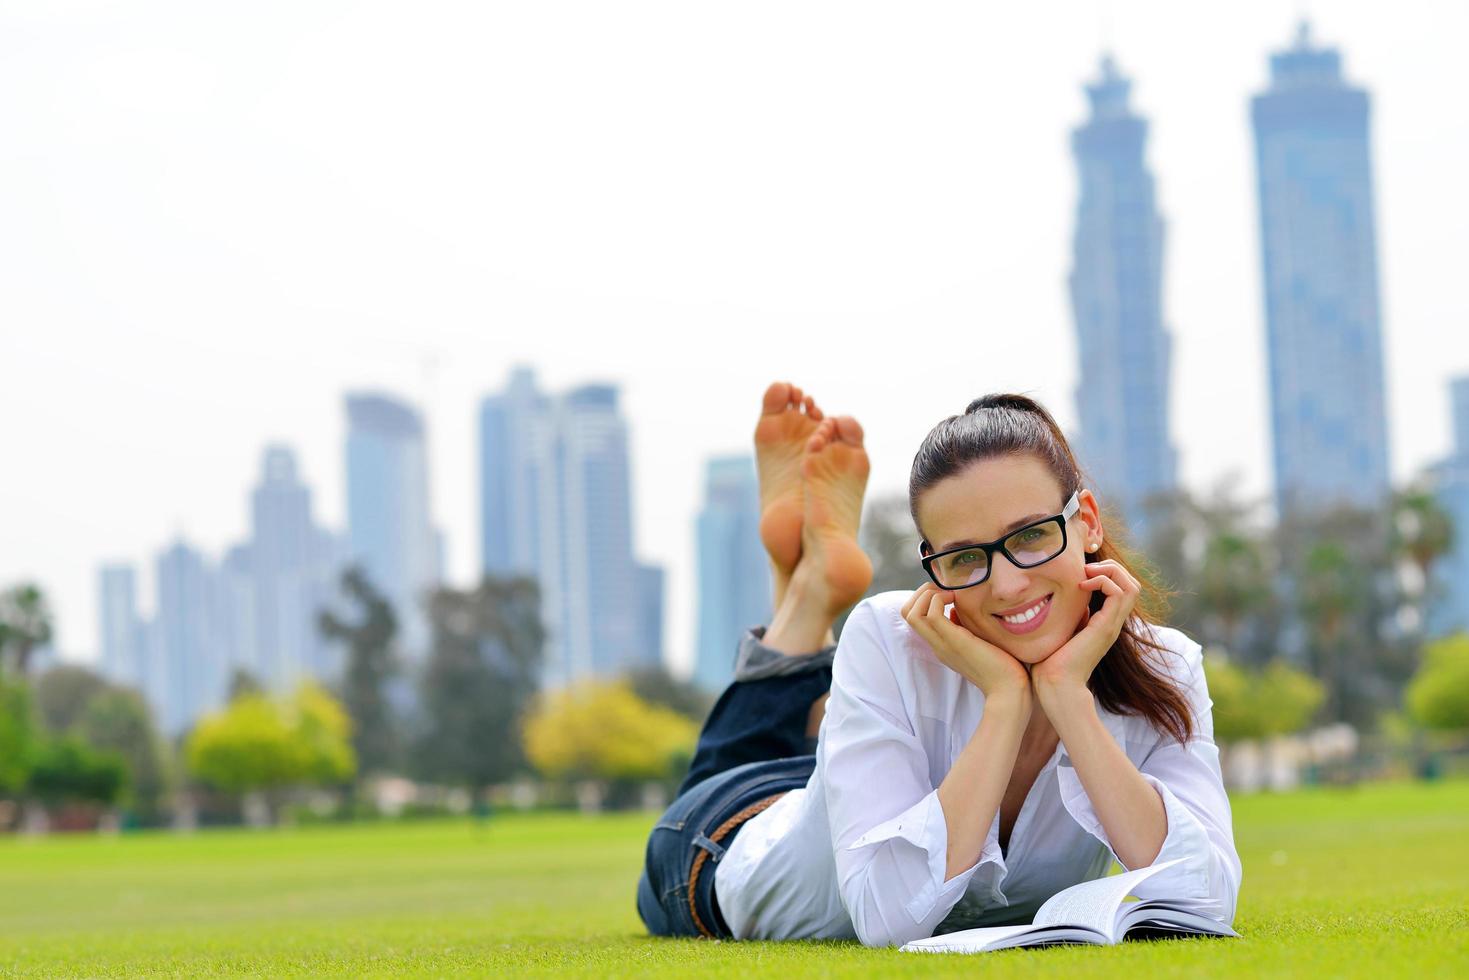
[0,583,54,677]
[1390,486,1455,632]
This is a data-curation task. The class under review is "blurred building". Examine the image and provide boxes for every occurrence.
[97,564,142,690]
[693,455,771,691]
[1068,55,1177,537]
[1428,377,1469,637]
[97,445,347,735]
[345,394,439,656]
[478,368,655,685]
[247,446,344,687]
[635,561,667,672]
[154,540,221,735]
[1252,22,1390,518]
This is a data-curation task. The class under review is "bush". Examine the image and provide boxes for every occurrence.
[1406,633,1469,733]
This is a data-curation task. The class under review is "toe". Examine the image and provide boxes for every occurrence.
[833,416,865,447]
[761,381,792,416]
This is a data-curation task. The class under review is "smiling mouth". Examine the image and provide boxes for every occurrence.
[993,594,1052,626]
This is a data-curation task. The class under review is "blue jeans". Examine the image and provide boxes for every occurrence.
[636,631,832,939]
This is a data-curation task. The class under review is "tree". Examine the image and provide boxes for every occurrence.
[0,583,53,677]
[186,683,356,816]
[1406,633,1469,733]
[186,694,299,797]
[1390,486,1455,638]
[625,665,714,723]
[77,688,170,819]
[226,668,264,703]
[411,576,544,792]
[523,681,698,783]
[26,737,127,809]
[33,665,110,735]
[1204,655,1324,742]
[0,675,38,796]
[319,567,402,778]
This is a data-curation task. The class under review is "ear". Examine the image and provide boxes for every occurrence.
[1076,488,1104,552]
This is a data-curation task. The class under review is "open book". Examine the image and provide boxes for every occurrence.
[900,858,1236,953]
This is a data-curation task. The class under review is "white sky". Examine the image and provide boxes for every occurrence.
[2,1,1466,677]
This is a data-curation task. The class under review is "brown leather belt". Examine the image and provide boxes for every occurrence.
[686,792,789,938]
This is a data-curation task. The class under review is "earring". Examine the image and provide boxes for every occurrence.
[1087,543,1099,552]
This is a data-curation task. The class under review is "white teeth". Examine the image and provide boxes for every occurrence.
[1001,598,1048,625]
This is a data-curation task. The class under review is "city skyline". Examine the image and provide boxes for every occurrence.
[1069,54,1177,534]
[4,4,1467,678]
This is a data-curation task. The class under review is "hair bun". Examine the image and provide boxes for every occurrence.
[965,394,1042,416]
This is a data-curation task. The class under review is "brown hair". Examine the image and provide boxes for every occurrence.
[908,393,1194,745]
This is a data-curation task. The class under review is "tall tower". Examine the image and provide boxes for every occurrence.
[553,384,640,681]
[97,564,141,688]
[1069,55,1177,535]
[345,394,438,655]
[478,370,647,685]
[1252,22,1389,517]
[479,367,555,579]
[694,455,771,691]
[248,445,341,687]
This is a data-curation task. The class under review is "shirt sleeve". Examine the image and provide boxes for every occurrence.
[819,599,1009,947]
[1054,633,1242,924]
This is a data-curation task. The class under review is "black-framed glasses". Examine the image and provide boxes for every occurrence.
[920,491,1082,590]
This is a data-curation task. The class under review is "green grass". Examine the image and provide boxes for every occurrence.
[1,781,1466,977]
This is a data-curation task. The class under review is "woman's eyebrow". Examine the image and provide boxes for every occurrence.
[934,511,1047,553]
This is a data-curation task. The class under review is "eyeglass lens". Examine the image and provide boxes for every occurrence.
[929,520,1066,588]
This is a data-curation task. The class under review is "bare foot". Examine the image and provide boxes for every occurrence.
[800,415,873,614]
[755,381,824,607]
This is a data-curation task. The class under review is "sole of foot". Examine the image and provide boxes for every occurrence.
[755,381,824,594]
[799,415,873,613]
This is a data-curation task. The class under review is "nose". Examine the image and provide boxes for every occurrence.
[986,553,1033,605]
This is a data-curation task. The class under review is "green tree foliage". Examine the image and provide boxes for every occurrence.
[1406,633,1469,732]
[0,582,53,677]
[319,567,401,778]
[26,736,127,807]
[33,665,110,734]
[0,675,39,795]
[76,688,169,817]
[187,683,355,797]
[1205,655,1325,742]
[412,576,543,791]
[523,680,698,781]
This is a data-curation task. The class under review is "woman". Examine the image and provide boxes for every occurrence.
[637,383,1240,947]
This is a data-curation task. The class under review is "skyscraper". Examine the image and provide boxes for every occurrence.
[248,446,343,687]
[1428,377,1469,637]
[1069,55,1177,535]
[478,369,650,685]
[1252,22,1390,517]
[345,394,438,655]
[480,367,555,578]
[154,539,222,735]
[97,564,141,689]
[693,455,771,691]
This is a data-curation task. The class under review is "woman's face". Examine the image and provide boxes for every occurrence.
[915,454,1104,664]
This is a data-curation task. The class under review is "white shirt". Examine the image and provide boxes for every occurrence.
[714,590,1242,947]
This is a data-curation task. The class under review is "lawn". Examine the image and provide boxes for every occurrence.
[0,780,1466,977]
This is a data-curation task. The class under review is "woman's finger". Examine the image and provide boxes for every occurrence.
[901,583,931,621]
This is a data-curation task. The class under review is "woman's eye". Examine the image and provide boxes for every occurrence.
[953,551,980,567]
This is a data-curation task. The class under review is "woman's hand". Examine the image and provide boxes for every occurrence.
[1030,559,1141,703]
[901,583,1031,703]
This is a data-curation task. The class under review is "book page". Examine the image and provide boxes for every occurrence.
[901,924,1049,953]
[1033,858,1186,940]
